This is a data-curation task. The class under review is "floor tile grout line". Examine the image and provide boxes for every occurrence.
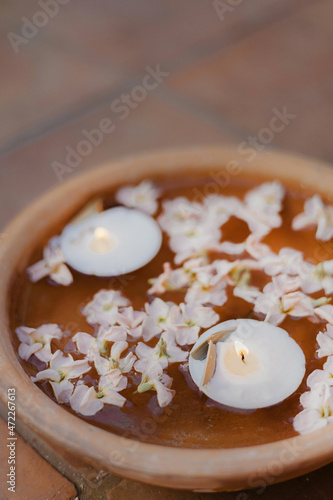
[163,0,319,76]
[39,0,318,84]
[0,0,319,159]
[154,86,248,141]
[0,411,124,499]
[0,78,141,158]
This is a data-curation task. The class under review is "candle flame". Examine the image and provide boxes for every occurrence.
[90,227,116,254]
[234,341,249,363]
[94,227,110,240]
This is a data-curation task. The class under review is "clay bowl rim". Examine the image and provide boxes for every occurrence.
[1,146,333,491]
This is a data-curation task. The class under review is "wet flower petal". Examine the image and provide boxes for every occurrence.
[293,383,333,434]
[116,181,160,215]
[292,195,333,241]
[27,238,73,286]
[82,290,130,326]
[16,324,63,362]
[136,362,175,408]
[317,325,333,358]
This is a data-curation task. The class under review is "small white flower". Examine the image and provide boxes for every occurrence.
[93,341,136,375]
[116,181,160,215]
[115,306,147,340]
[307,357,333,388]
[148,258,228,306]
[148,262,191,295]
[70,370,127,416]
[16,324,63,362]
[293,383,333,434]
[32,350,91,403]
[254,277,315,325]
[185,281,228,307]
[264,274,301,296]
[170,303,219,346]
[261,248,304,277]
[213,260,259,305]
[237,182,285,236]
[244,235,272,260]
[136,361,175,408]
[158,197,201,233]
[204,194,241,226]
[142,298,179,341]
[27,237,73,286]
[73,327,127,360]
[158,197,224,264]
[219,234,272,260]
[170,221,221,265]
[314,304,333,326]
[194,259,237,289]
[292,195,333,241]
[281,292,315,318]
[301,261,333,295]
[245,181,285,216]
[316,325,333,358]
[233,285,260,304]
[135,332,188,372]
[213,259,261,288]
[82,290,130,326]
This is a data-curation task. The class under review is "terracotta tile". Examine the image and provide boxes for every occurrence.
[0,36,124,147]
[41,0,314,72]
[0,0,315,148]
[48,0,306,70]
[167,0,333,162]
[0,417,77,500]
[0,0,39,32]
[0,95,236,229]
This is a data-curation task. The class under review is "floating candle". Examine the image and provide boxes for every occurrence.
[60,207,162,277]
[189,319,306,410]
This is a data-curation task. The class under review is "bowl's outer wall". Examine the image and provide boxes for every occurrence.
[1,146,333,491]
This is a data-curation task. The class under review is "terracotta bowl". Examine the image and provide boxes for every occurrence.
[1,146,333,492]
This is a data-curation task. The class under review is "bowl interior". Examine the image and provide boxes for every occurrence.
[1,146,333,490]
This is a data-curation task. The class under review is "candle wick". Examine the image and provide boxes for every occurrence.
[241,351,246,363]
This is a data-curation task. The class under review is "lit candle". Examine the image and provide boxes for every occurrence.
[224,340,259,376]
[60,207,162,277]
[189,319,306,410]
[89,227,117,254]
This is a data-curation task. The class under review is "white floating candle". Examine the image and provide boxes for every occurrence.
[189,319,306,410]
[60,207,162,277]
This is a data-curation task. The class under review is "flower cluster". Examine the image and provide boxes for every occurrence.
[148,256,261,308]
[27,237,73,286]
[149,241,333,328]
[142,297,218,345]
[293,324,333,434]
[157,182,285,264]
[21,179,333,435]
[18,286,217,415]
